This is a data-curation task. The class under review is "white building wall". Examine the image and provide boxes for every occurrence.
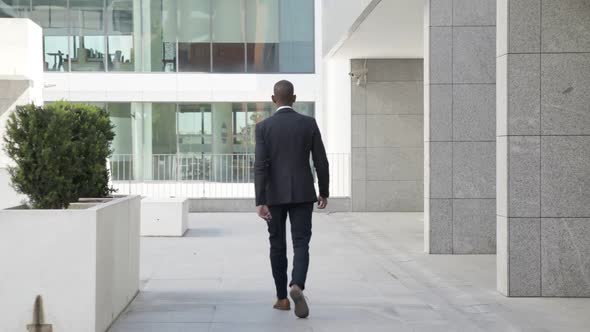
[322,57,351,154]
[0,19,44,82]
[43,73,321,104]
[0,19,43,209]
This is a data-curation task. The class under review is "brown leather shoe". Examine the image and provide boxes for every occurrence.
[273,298,291,311]
[290,285,309,318]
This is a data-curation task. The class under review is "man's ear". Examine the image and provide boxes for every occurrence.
[293,95,297,103]
[271,95,277,104]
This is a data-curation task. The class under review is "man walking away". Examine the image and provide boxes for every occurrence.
[254,80,330,319]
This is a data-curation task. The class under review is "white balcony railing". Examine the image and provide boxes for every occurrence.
[109,153,350,198]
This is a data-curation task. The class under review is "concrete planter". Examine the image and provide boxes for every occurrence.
[141,197,189,237]
[0,195,141,332]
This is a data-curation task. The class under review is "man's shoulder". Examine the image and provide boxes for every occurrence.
[299,114,317,128]
[287,112,315,124]
[258,111,315,127]
[256,117,271,129]
[301,114,316,123]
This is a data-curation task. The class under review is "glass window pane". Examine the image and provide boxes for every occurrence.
[177,104,212,154]
[108,103,133,180]
[141,0,177,72]
[244,103,271,148]
[31,0,70,72]
[246,0,279,72]
[212,0,245,73]
[1,0,30,18]
[70,0,106,72]
[43,36,70,72]
[151,103,177,180]
[293,102,315,117]
[107,0,134,71]
[279,0,314,73]
[177,0,210,72]
[108,103,133,155]
[232,103,247,146]
[152,103,177,155]
[178,42,210,72]
[203,110,212,135]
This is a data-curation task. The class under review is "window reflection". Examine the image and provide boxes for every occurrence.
[279,0,315,73]
[69,102,314,182]
[9,0,315,73]
[246,43,278,73]
[155,0,177,72]
[31,0,70,71]
[108,103,134,180]
[232,104,248,147]
[107,0,134,71]
[212,0,245,72]
[246,0,279,73]
[44,36,70,72]
[246,103,272,145]
[178,43,210,72]
[177,0,210,72]
[178,104,212,153]
[0,0,29,18]
[70,0,106,71]
[152,103,177,155]
[152,103,178,180]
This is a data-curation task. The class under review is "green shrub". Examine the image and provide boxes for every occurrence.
[54,102,115,198]
[4,102,115,209]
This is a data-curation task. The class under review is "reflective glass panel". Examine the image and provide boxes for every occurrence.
[177,0,210,72]
[232,103,247,147]
[177,104,212,154]
[31,0,70,72]
[212,0,245,73]
[1,0,30,18]
[107,103,134,180]
[279,0,314,73]
[293,102,315,117]
[70,0,106,72]
[245,0,279,73]
[151,103,177,180]
[244,102,272,150]
[143,0,178,72]
[107,0,134,71]
[78,102,315,183]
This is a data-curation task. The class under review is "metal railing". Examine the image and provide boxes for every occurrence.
[109,153,350,198]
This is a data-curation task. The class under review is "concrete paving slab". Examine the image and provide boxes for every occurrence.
[110,212,590,332]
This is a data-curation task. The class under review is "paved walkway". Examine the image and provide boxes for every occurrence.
[110,212,590,332]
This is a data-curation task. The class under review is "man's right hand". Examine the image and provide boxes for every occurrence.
[257,205,272,221]
[317,196,328,209]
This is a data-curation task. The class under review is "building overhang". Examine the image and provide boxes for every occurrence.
[324,0,425,60]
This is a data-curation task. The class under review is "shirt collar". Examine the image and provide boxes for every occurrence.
[275,106,294,113]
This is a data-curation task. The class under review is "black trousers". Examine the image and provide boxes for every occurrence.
[267,203,314,299]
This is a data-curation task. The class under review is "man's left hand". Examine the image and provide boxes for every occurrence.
[257,205,272,220]
[317,196,328,209]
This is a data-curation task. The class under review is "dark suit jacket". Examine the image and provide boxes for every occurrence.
[254,107,329,206]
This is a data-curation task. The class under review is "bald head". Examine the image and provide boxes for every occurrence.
[272,80,296,107]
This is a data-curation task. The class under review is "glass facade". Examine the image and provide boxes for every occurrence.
[70,0,106,72]
[2,0,315,73]
[74,102,314,181]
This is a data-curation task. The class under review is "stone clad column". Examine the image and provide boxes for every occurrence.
[497,0,590,297]
[425,0,497,254]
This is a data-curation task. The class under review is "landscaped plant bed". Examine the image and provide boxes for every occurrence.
[1,102,141,331]
[0,195,141,332]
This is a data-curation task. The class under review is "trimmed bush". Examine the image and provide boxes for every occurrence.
[4,102,115,209]
[58,102,115,198]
